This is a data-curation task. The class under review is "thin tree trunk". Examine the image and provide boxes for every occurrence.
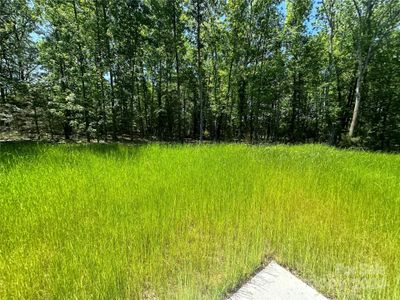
[196,0,204,142]
[157,59,163,139]
[226,57,234,137]
[33,105,40,140]
[212,44,220,141]
[290,72,298,141]
[172,0,182,142]
[72,0,90,142]
[94,0,107,141]
[348,44,372,137]
[101,1,117,141]
[348,66,362,137]
[54,26,72,141]
[141,61,148,138]
[130,55,136,140]
[0,51,5,102]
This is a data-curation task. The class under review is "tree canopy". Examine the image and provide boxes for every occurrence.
[1,0,399,150]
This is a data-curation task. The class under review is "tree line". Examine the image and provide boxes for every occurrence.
[1,0,399,150]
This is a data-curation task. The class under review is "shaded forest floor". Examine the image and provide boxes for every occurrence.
[0,143,399,299]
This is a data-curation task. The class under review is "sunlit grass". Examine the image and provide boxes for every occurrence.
[0,143,399,299]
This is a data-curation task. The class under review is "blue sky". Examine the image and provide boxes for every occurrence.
[279,0,321,34]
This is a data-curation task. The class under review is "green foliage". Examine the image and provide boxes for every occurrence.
[0,0,399,149]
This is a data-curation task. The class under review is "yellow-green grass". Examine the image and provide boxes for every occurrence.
[0,143,399,299]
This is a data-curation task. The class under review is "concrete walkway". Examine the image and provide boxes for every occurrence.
[228,261,328,300]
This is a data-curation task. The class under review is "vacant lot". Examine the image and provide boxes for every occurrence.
[0,143,399,299]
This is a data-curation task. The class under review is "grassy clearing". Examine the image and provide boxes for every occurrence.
[0,143,399,299]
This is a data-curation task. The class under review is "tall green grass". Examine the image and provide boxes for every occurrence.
[0,143,399,299]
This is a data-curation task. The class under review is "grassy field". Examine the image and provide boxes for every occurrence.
[0,143,399,299]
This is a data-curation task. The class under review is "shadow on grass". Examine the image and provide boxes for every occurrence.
[65,143,145,160]
[0,141,47,168]
[0,142,148,173]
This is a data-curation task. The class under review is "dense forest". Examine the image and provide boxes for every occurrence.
[1,0,399,150]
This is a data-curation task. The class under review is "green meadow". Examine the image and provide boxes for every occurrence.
[0,143,399,299]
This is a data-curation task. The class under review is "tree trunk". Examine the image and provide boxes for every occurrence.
[348,44,372,137]
[55,29,72,141]
[172,0,183,142]
[157,59,163,139]
[33,105,40,140]
[130,55,136,140]
[348,67,362,137]
[226,57,234,138]
[140,61,148,138]
[101,1,117,141]
[72,0,90,142]
[196,0,204,142]
[94,0,107,141]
